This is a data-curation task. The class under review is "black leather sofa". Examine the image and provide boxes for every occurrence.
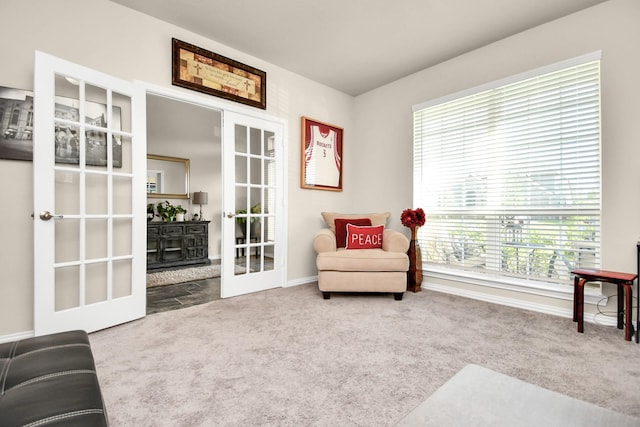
[0,330,109,426]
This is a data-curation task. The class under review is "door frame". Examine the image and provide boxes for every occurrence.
[137,81,288,293]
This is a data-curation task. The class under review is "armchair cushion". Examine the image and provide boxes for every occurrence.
[317,248,409,271]
[321,211,391,234]
[314,229,409,254]
[345,224,384,249]
[335,217,371,248]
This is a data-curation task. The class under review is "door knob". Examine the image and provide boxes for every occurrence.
[226,212,236,218]
[39,211,63,221]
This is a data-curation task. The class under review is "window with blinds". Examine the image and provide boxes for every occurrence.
[412,53,601,285]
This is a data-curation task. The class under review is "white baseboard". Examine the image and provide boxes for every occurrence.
[286,275,317,288]
[424,281,618,327]
[280,275,618,328]
[0,330,34,344]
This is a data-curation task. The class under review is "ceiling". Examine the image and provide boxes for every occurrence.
[110,0,608,96]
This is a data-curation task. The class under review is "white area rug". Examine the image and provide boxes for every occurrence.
[396,364,640,427]
[146,264,246,287]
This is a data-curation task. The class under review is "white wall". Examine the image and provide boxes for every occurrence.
[354,0,640,316]
[0,0,355,336]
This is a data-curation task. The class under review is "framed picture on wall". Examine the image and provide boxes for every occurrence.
[0,85,122,167]
[0,86,34,161]
[300,116,343,191]
[171,38,267,110]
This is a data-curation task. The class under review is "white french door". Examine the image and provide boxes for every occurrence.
[222,111,285,297]
[33,51,147,335]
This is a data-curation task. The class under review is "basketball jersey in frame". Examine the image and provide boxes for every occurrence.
[304,125,341,187]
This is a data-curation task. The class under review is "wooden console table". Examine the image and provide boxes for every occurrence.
[147,221,210,271]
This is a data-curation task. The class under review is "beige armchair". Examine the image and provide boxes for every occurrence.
[313,212,410,300]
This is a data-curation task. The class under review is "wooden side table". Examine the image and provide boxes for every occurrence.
[571,268,637,342]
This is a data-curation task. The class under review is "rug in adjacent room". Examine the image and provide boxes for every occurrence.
[147,264,248,287]
[147,265,220,287]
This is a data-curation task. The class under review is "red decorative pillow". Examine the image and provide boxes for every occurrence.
[345,224,384,249]
[334,218,372,248]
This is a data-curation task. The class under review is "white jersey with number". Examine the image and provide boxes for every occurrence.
[304,125,341,187]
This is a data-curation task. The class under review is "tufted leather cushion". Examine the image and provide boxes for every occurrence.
[0,330,108,426]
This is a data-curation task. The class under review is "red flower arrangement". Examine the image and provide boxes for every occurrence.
[401,208,426,228]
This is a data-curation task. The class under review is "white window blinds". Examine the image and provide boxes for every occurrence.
[412,53,601,284]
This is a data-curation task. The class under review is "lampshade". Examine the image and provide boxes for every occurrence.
[192,191,208,205]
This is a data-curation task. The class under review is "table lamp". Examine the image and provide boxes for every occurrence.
[192,191,208,220]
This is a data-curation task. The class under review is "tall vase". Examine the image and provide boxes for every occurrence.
[407,226,423,292]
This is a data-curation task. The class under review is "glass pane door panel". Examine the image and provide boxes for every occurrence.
[54,73,80,110]
[250,127,261,155]
[264,133,275,157]
[113,259,132,298]
[235,156,247,184]
[86,262,108,305]
[86,219,108,260]
[55,124,81,167]
[264,158,275,183]
[113,176,133,215]
[112,91,131,134]
[55,171,80,215]
[250,157,261,185]
[85,129,109,169]
[265,216,275,243]
[84,84,107,117]
[118,135,132,174]
[55,266,79,311]
[235,124,247,152]
[113,219,132,257]
[55,219,79,263]
[86,173,108,215]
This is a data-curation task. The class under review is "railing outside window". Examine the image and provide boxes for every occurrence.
[421,213,598,284]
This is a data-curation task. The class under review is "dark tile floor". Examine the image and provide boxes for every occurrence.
[146,256,272,314]
[146,277,221,314]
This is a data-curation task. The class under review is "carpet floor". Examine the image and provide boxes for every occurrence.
[90,284,640,426]
[397,364,640,426]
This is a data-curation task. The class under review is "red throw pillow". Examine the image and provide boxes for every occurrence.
[345,224,384,249]
[334,218,372,248]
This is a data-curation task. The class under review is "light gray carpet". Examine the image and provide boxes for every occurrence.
[396,364,640,426]
[89,284,640,426]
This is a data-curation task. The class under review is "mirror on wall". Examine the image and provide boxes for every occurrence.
[146,154,190,199]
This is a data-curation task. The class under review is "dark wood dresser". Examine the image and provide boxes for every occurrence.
[147,221,210,271]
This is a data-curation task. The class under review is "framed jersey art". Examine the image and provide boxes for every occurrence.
[300,117,343,191]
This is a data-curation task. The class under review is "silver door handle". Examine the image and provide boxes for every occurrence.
[226,212,236,218]
[39,211,64,221]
